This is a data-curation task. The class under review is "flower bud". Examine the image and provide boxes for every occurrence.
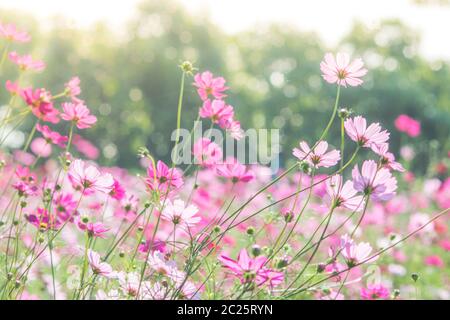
[276,257,289,269]
[411,273,420,282]
[213,225,221,233]
[246,227,255,236]
[338,107,352,119]
[251,245,262,257]
[180,61,195,74]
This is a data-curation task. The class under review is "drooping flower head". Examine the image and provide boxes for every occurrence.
[68,159,114,194]
[36,124,68,148]
[8,52,45,72]
[64,77,81,100]
[371,143,405,172]
[61,102,97,129]
[344,116,389,148]
[0,23,31,42]
[293,141,340,169]
[77,219,110,238]
[193,71,229,101]
[352,160,398,202]
[21,87,59,123]
[88,250,115,278]
[326,175,365,211]
[320,53,367,87]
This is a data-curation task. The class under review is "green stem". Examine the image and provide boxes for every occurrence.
[22,119,39,152]
[340,117,345,169]
[318,85,341,142]
[66,122,75,153]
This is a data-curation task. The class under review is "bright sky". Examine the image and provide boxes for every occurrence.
[2,0,450,60]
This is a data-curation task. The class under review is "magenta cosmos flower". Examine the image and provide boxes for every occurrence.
[193,138,223,167]
[340,234,375,267]
[218,249,268,285]
[76,217,110,238]
[352,160,398,202]
[161,199,201,230]
[21,87,60,123]
[193,71,229,101]
[320,52,367,87]
[371,143,405,172]
[8,52,45,72]
[326,175,365,211]
[293,141,340,169]
[88,250,115,278]
[216,158,254,183]
[145,160,184,195]
[68,159,114,194]
[199,99,234,124]
[0,23,31,42]
[61,102,97,129]
[394,114,421,137]
[36,124,68,148]
[344,116,389,148]
[360,284,390,300]
[26,207,61,231]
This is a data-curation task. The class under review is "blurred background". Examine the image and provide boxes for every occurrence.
[0,0,449,173]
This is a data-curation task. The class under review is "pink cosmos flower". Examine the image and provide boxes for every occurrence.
[8,52,45,71]
[88,250,115,278]
[53,193,78,222]
[193,71,229,101]
[30,138,52,157]
[221,118,245,140]
[260,270,284,289]
[216,158,254,183]
[145,160,184,195]
[293,141,340,169]
[64,77,81,99]
[109,179,126,200]
[36,124,68,148]
[21,87,59,123]
[199,99,234,124]
[26,208,61,231]
[161,199,201,230]
[371,143,405,172]
[424,255,444,268]
[77,219,109,238]
[344,116,389,148]
[326,175,365,211]
[361,284,390,300]
[394,114,421,137]
[68,159,114,194]
[72,134,100,160]
[193,138,223,167]
[12,166,38,196]
[147,251,177,276]
[5,80,21,96]
[218,249,268,285]
[340,234,375,267]
[320,52,367,87]
[61,102,97,129]
[0,23,31,42]
[352,160,398,201]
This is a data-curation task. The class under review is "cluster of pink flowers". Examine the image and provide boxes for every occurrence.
[0,22,448,301]
[195,71,244,140]
[395,114,421,137]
